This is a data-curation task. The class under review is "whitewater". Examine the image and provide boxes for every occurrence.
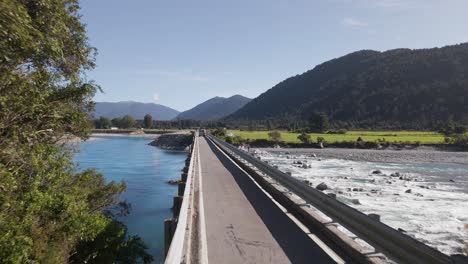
[253,148,468,256]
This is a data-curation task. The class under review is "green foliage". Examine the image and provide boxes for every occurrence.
[211,127,227,138]
[119,115,137,129]
[70,219,153,263]
[225,135,244,146]
[316,136,326,144]
[439,121,467,136]
[309,112,330,133]
[445,134,468,147]
[0,1,151,262]
[94,117,112,129]
[229,130,445,144]
[328,129,348,134]
[267,130,282,142]
[297,132,311,144]
[112,117,122,128]
[143,114,153,129]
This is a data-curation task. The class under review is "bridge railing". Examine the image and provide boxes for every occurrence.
[165,131,198,263]
[207,133,455,264]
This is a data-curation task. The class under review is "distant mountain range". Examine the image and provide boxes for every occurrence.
[176,95,251,120]
[229,43,468,128]
[93,101,180,120]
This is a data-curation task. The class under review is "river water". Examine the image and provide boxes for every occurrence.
[255,148,468,256]
[73,136,187,263]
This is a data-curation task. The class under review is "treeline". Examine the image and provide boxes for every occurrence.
[93,114,225,129]
[95,111,467,140]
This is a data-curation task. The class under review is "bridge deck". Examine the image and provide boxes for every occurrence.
[197,137,337,264]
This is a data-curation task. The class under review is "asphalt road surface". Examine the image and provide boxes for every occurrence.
[198,137,337,264]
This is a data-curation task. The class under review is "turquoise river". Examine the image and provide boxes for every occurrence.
[74,136,187,263]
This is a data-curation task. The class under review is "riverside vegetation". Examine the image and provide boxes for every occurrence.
[211,128,467,149]
[0,1,151,263]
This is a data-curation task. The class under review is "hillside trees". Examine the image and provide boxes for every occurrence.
[228,44,468,129]
[309,112,330,132]
[0,0,150,262]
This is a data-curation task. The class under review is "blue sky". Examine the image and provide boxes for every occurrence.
[81,0,468,111]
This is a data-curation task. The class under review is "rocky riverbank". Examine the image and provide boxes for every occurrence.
[258,147,468,165]
[148,132,193,151]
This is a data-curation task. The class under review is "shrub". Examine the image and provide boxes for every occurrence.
[297,132,311,144]
[337,129,348,134]
[268,131,282,142]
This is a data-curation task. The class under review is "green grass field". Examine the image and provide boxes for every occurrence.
[228,130,446,144]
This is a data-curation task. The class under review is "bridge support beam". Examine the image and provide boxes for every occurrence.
[173,196,183,218]
[164,218,177,257]
[178,182,186,196]
[181,172,188,182]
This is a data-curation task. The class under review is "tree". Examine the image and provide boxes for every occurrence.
[143,114,153,129]
[120,115,137,129]
[0,1,150,262]
[94,116,112,129]
[212,127,227,138]
[268,131,282,142]
[454,125,467,134]
[309,112,330,133]
[297,132,311,144]
[112,117,122,128]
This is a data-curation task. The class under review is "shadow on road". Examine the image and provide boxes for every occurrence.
[205,139,336,264]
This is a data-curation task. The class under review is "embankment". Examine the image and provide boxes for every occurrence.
[149,132,193,151]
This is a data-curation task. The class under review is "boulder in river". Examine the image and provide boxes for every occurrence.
[372,170,382,174]
[316,182,328,191]
[167,179,181,185]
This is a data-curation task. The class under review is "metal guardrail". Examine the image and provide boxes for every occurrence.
[207,133,455,264]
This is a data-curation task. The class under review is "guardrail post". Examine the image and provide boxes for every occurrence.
[173,196,183,218]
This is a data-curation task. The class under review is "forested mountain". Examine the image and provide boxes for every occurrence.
[229,43,468,129]
[94,101,180,120]
[176,95,251,120]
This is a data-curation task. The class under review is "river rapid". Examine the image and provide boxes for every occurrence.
[254,147,468,256]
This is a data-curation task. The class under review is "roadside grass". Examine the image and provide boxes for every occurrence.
[228,130,445,144]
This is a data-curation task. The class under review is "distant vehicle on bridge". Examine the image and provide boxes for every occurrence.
[198,128,206,137]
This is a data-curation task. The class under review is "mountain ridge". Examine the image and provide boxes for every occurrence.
[93,101,180,120]
[228,42,468,129]
[176,95,251,120]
